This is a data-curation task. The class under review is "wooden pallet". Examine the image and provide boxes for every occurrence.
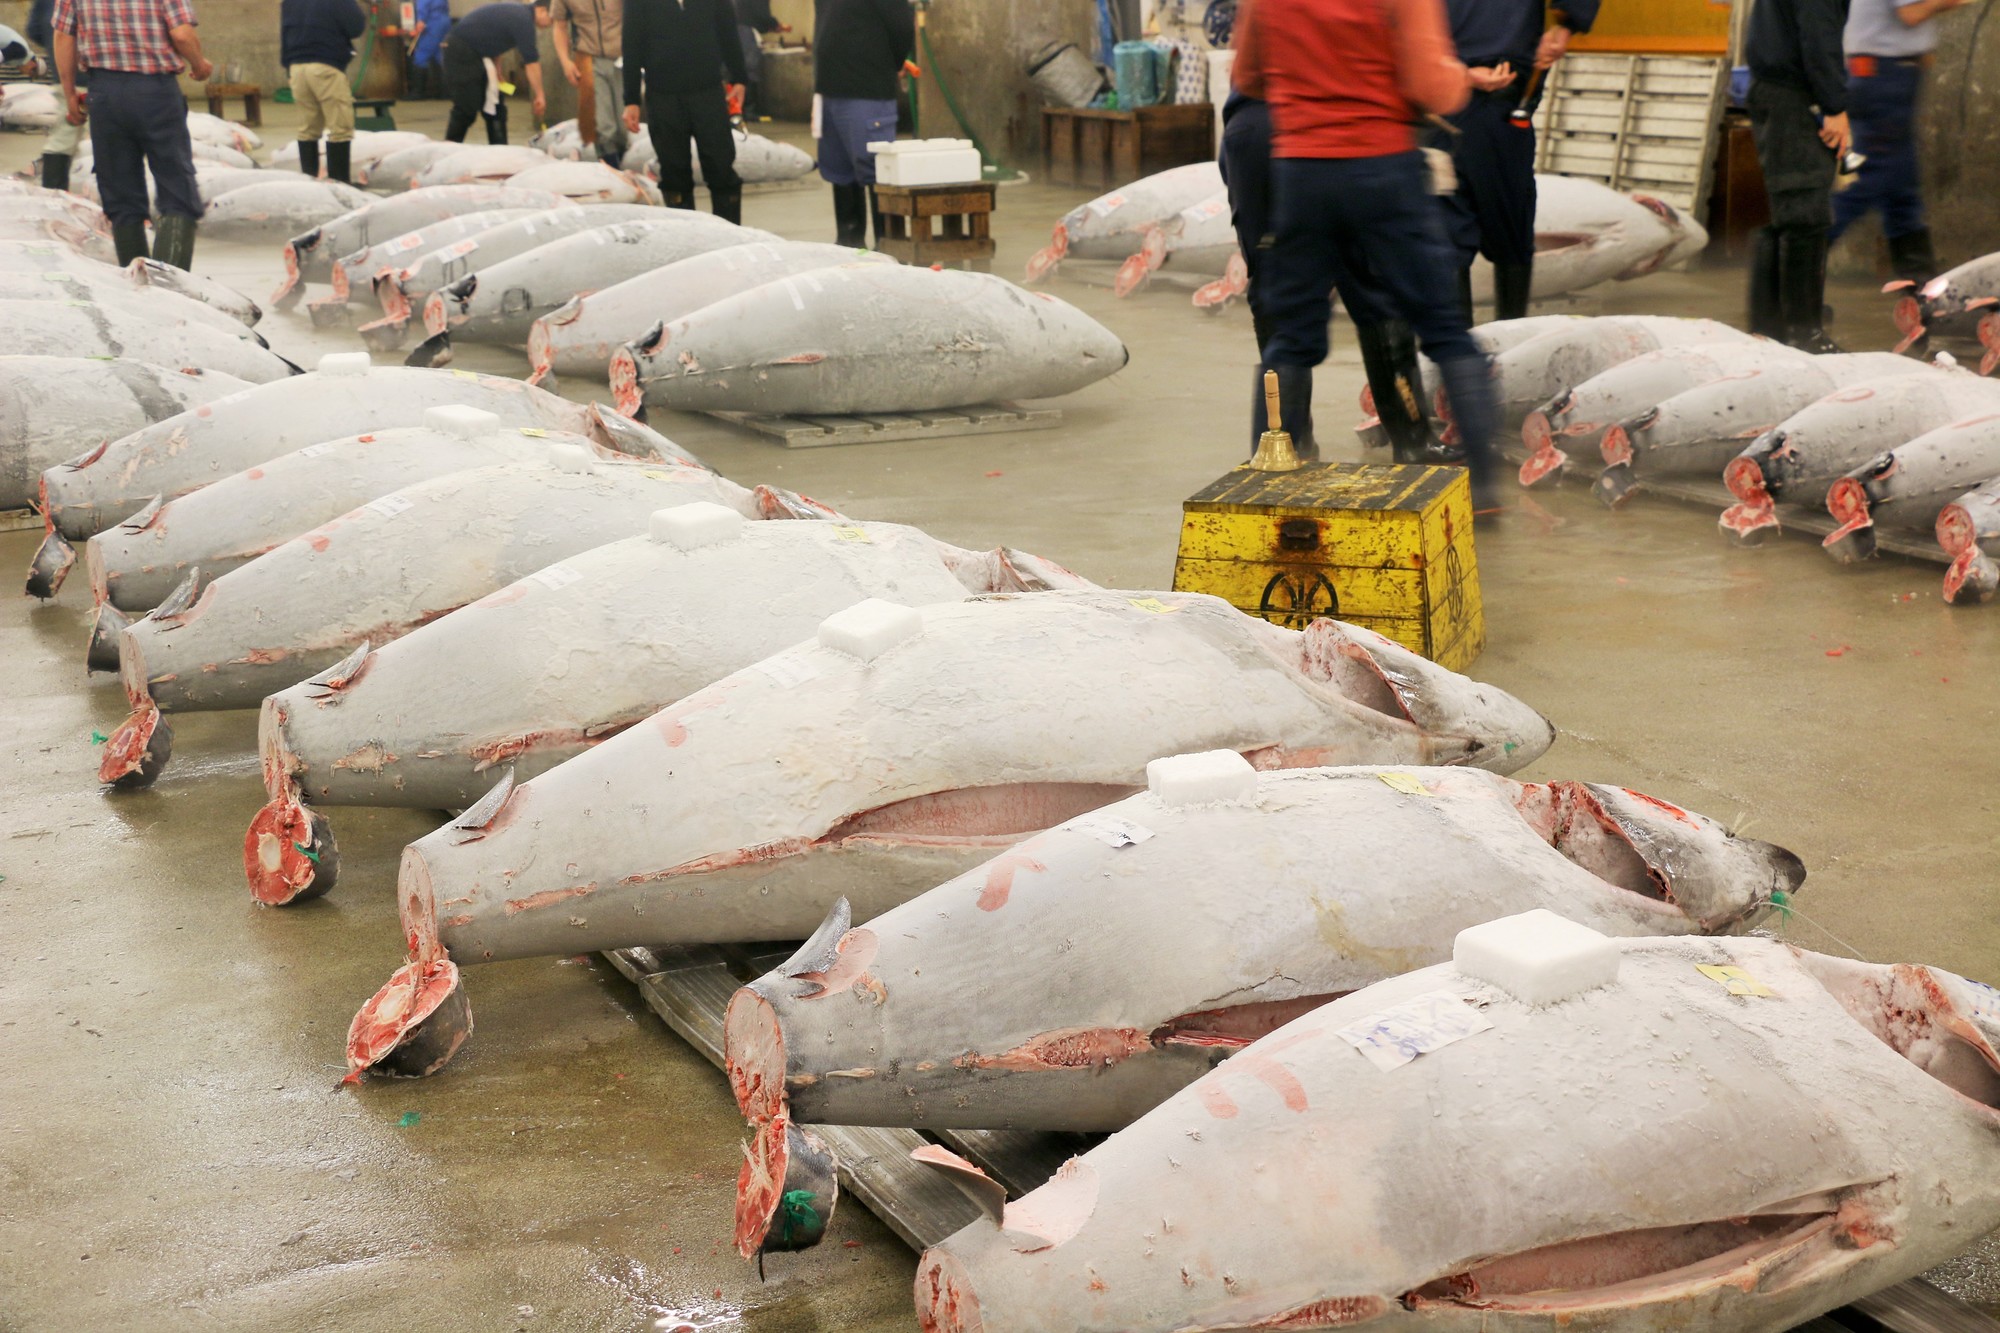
[0,507,41,534]
[1535,54,1730,218]
[1042,103,1214,192]
[706,402,1060,449]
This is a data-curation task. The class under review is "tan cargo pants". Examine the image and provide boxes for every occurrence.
[290,61,355,143]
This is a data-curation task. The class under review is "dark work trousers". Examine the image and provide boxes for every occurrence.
[648,84,740,197]
[88,70,202,227]
[1218,97,1275,352]
[1436,81,1538,267]
[442,38,507,143]
[1748,79,1836,229]
[1829,58,1924,241]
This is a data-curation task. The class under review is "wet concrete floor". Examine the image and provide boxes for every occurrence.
[1,102,1996,1330]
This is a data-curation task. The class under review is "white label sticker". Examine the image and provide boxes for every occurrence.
[296,442,336,458]
[448,238,479,257]
[1085,192,1128,219]
[751,652,824,688]
[528,563,582,591]
[1336,990,1494,1071]
[1179,198,1227,224]
[365,493,415,518]
[392,232,427,252]
[1066,812,1154,848]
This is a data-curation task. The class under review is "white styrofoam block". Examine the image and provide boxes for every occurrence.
[870,139,983,187]
[1453,909,1621,1007]
[423,404,501,439]
[649,501,745,549]
[547,442,597,474]
[317,351,372,376]
[867,137,974,155]
[1147,749,1258,807]
[817,598,923,663]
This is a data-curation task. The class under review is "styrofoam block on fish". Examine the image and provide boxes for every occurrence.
[318,352,371,376]
[1454,908,1619,1005]
[817,598,923,662]
[548,442,597,474]
[425,404,501,438]
[651,501,746,549]
[1145,749,1257,806]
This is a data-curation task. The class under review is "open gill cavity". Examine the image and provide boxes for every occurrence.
[1404,1208,1841,1312]
[1514,781,1676,909]
[820,782,1140,848]
[1298,620,1415,724]
[1797,956,2000,1110]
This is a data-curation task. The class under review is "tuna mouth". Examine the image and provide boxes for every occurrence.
[1402,1191,1881,1315]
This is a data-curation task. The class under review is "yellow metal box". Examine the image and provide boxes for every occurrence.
[1171,461,1485,672]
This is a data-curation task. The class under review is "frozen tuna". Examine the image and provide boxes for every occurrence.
[1025,162,1223,280]
[316,208,535,320]
[412,145,553,188]
[1887,251,2000,365]
[727,763,1805,1255]
[505,160,657,203]
[528,239,889,383]
[0,241,261,325]
[271,129,430,176]
[1721,368,2000,542]
[412,216,769,363]
[1937,476,2000,603]
[272,185,571,307]
[0,297,296,384]
[251,514,1085,902]
[104,452,778,787]
[346,592,1554,1080]
[201,179,375,238]
[612,265,1129,417]
[915,930,2000,1333]
[0,265,259,338]
[0,358,249,511]
[1481,316,1757,427]
[361,142,466,193]
[1821,412,2000,564]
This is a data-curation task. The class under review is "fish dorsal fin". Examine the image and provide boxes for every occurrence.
[778,897,851,980]
[152,565,202,620]
[118,494,165,533]
[910,1145,1007,1226]
[303,639,373,699]
[447,766,516,842]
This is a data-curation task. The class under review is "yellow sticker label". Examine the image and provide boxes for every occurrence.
[452,369,480,380]
[1376,772,1430,796]
[831,526,872,543]
[1127,597,1178,614]
[1696,964,1773,997]
[518,427,549,438]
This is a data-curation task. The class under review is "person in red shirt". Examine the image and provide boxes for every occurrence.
[1237,0,1504,514]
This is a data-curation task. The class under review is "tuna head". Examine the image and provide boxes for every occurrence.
[914,934,2000,1333]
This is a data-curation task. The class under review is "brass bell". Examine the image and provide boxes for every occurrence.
[1247,369,1302,472]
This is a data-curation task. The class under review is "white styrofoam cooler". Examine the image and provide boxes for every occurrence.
[867,138,983,187]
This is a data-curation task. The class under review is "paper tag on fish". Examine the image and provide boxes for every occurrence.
[751,651,825,688]
[518,427,550,438]
[451,369,481,381]
[1126,597,1178,615]
[1337,990,1494,1071]
[528,563,582,591]
[448,238,479,257]
[391,232,429,252]
[1066,812,1154,848]
[831,526,872,543]
[1376,772,1430,796]
[1086,193,1127,219]
[296,442,335,458]
[364,494,415,519]
[1696,964,1773,997]
[1179,198,1227,224]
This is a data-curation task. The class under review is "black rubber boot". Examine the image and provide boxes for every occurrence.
[1748,225,1783,338]
[867,186,887,249]
[1355,320,1431,462]
[152,213,197,271]
[1436,353,1502,514]
[1493,261,1534,322]
[326,139,352,185]
[1778,226,1842,353]
[482,105,508,145]
[1456,266,1476,325]
[831,183,866,247]
[40,152,71,191]
[111,220,150,266]
[1250,364,1318,462]
[599,148,623,170]
[711,187,743,226]
[663,189,696,211]
[298,138,320,179]
[1886,227,1937,286]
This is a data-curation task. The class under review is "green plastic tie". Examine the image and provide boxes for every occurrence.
[294,841,320,865]
[1769,889,1793,922]
[398,1111,420,1127]
[775,1189,819,1244]
[90,730,108,745]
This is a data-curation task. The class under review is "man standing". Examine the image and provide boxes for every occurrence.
[52,0,213,268]
[813,0,912,247]
[25,0,84,190]
[1746,0,1850,351]
[1237,0,1507,513]
[551,0,623,166]
[407,0,449,98]
[442,0,550,145]
[1436,0,1597,320]
[622,0,746,221]
[736,0,785,120]
[1828,0,1967,286]
[281,0,365,183]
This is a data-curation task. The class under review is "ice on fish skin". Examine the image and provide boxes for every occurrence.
[505,161,657,204]
[728,765,1804,1248]
[918,934,2000,1333]
[86,413,663,612]
[201,179,375,238]
[349,592,1554,1079]
[1722,369,2000,543]
[0,267,260,339]
[417,217,774,357]
[0,240,260,326]
[412,145,554,189]
[1483,316,1758,427]
[256,518,1091,824]
[528,240,892,383]
[0,215,114,261]
[35,361,696,547]
[1822,413,2000,565]
[0,298,297,385]
[360,142,466,193]
[613,264,1129,417]
[322,209,535,312]
[273,185,573,303]
[0,358,250,511]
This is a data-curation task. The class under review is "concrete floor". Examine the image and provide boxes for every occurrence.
[3,101,1998,1331]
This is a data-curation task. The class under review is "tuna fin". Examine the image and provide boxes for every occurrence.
[116,494,165,533]
[276,353,307,376]
[405,331,452,368]
[446,767,515,843]
[302,639,373,699]
[910,1145,1007,1226]
[754,486,848,521]
[777,897,851,980]
[995,547,1097,592]
[152,566,202,621]
[586,403,710,469]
